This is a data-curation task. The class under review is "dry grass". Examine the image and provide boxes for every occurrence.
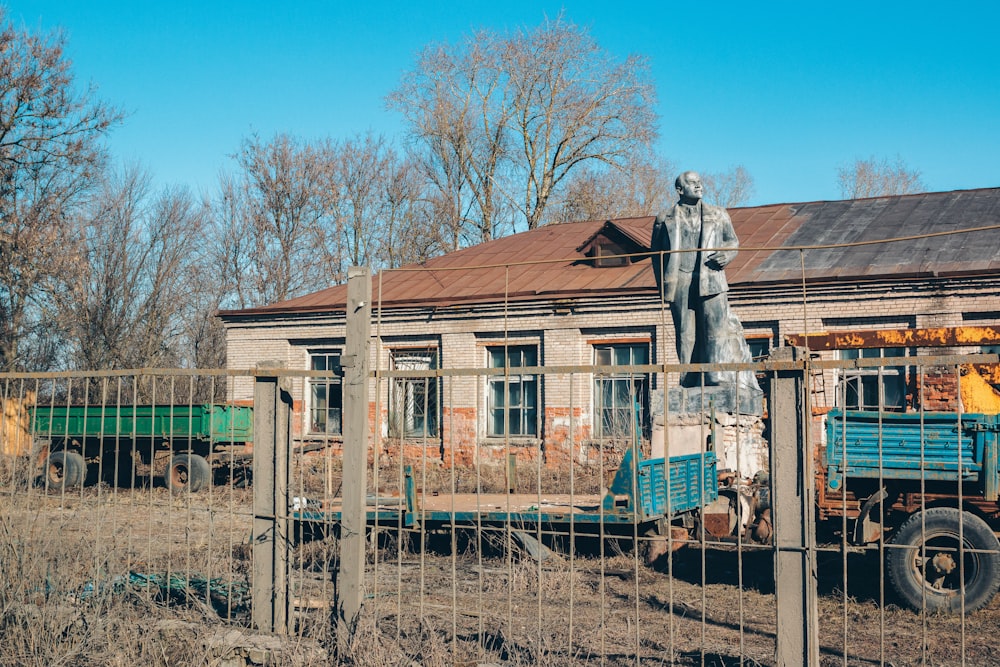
[3,476,1000,666]
[292,451,612,502]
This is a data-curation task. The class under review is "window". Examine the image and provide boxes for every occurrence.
[589,239,629,267]
[746,337,771,361]
[746,336,773,396]
[308,350,342,435]
[389,348,438,438]
[837,347,907,411]
[488,345,538,437]
[593,343,649,439]
[582,229,640,268]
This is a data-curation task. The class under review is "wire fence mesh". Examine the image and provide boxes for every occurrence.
[1,355,999,666]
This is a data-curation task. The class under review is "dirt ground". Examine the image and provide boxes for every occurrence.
[326,534,1000,666]
[0,489,1000,666]
[3,484,1000,666]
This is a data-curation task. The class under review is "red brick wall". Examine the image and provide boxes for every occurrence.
[291,403,610,470]
[914,367,960,411]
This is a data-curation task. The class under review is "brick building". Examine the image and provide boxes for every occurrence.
[219,188,1000,464]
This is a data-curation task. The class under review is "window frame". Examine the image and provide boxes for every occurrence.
[388,347,440,439]
[836,347,909,411]
[306,349,343,436]
[592,341,650,441]
[486,344,539,439]
[745,335,772,362]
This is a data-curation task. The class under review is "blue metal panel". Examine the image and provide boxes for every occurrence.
[825,409,994,489]
[638,452,718,518]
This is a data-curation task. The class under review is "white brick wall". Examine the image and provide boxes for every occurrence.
[222,276,1000,437]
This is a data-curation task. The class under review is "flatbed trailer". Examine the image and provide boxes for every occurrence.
[31,404,254,492]
[295,449,719,554]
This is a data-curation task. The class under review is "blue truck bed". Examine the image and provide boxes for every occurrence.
[825,409,1000,500]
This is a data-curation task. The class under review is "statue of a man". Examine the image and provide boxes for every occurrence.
[651,171,759,390]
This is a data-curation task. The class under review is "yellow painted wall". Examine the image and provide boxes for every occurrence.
[961,365,1000,414]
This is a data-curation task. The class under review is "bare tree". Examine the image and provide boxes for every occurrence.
[316,133,445,275]
[334,134,381,268]
[214,133,335,309]
[837,156,926,199]
[181,285,228,367]
[0,10,122,370]
[389,33,513,247]
[506,17,658,230]
[390,15,657,241]
[547,152,676,222]
[322,132,409,273]
[56,165,209,370]
[214,131,442,312]
[376,147,444,267]
[701,165,755,208]
[178,254,230,398]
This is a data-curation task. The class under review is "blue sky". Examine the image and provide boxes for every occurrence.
[9,1,999,206]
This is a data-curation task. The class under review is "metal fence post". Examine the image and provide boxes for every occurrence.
[252,361,292,634]
[769,346,819,665]
[337,266,372,648]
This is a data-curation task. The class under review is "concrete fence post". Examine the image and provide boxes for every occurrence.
[337,266,372,650]
[252,361,292,634]
[768,346,820,665]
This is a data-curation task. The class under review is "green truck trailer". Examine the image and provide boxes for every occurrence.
[31,404,254,492]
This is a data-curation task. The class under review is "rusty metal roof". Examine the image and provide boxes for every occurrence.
[220,188,1000,317]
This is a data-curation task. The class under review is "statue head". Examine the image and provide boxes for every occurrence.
[675,171,704,205]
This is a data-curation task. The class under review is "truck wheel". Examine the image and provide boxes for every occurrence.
[886,507,1000,613]
[46,451,86,489]
[166,454,211,493]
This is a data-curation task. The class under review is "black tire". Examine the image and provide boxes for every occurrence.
[45,450,86,489]
[165,453,211,493]
[886,507,1000,613]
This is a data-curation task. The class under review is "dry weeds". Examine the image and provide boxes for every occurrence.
[2,467,1000,666]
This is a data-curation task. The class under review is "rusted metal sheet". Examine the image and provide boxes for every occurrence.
[226,218,660,315]
[786,325,1000,350]
[220,188,1000,318]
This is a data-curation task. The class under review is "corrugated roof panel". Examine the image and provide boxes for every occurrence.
[219,188,1000,317]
